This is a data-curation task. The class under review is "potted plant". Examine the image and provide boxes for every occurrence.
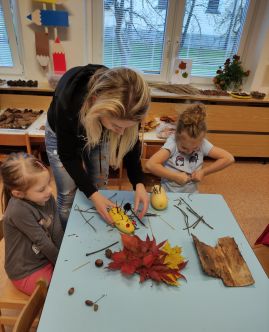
[213,55,250,91]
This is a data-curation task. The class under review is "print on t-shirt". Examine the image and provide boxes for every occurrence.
[175,155,184,166]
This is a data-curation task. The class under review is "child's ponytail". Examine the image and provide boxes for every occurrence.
[0,153,47,212]
[176,103,207,138]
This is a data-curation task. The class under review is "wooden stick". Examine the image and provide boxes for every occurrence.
[85,241,119,256]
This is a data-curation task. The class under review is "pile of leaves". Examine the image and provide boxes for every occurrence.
[107,234,187,286]
[213,54,250,91]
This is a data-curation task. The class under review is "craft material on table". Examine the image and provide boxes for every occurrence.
[36,190,269,332]
[192,235,255,287]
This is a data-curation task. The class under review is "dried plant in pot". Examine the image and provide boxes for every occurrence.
[213,55,250,91]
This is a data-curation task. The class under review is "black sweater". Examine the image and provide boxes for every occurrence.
[47,64,144,198]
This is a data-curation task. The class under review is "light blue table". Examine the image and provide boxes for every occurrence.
[37,190,269,332]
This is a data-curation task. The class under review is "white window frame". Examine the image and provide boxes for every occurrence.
[88,0,255,84]
[0,0,23,75]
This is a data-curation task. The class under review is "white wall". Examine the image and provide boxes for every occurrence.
[244,0,269,93]
[17,0,87,82]
[4,0,269,93]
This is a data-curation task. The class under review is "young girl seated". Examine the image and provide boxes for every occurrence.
[0,153,63,295]
[146,104,234,193]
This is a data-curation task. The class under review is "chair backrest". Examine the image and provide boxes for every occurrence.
[0,133,32,155]
[12,280,47,332]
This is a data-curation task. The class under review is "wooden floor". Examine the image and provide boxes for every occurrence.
[110,159,269,247]
[1,159,268,247]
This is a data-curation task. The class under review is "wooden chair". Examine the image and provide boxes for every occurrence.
[12,280,47,332]
[0,239,29,332]
[253,244,269,278]
[0,133,32,162]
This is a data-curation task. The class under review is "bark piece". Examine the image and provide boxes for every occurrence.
[192,235,254,287]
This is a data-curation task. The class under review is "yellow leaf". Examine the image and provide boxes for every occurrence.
[162,241,185,269]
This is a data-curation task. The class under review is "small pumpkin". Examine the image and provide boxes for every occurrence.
[150,185,168,210]
[108,207,135,234]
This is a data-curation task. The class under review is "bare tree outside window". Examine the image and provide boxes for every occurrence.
[103,0,250,77]
[179,0,250,76]
[104,0,168,73]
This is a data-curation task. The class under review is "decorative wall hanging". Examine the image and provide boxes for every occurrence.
[171,59,192,84]
[35,31,50,69]
[52,37,66,74]
[27,1,69,74]
[27,9,69,27]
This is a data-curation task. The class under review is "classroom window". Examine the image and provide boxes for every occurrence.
[0,0,22,75]
[179,0,251,77]
[90,0,253,82]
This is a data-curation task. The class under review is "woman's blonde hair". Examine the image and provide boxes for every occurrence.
[80,67,150,168]
[176,103,207,139]
[0,153,48,212]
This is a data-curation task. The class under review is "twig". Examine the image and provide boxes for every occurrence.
[145,212,159,217]
[108,193,117,200]
[74,204,96,212]
[192,215,204,229]
[75,206,97,232]
[94,294,107,304]
[174,205,190,235]
[147,216,153,237]
[181,198,214,230]
[187,193,193,201]
[157,215,175,230]
[123,203,146,227]
[72,260,91,272]
[85,241,119,256]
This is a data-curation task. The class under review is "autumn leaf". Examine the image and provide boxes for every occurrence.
[178,61,187,70]
[161,241,185,269]
[107,234,187,286]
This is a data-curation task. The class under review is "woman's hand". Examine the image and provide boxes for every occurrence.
[134,183,149,219]
[90,191,116,224]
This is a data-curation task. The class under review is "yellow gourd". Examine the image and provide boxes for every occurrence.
[150,185,168,210]
[108,207,135,234]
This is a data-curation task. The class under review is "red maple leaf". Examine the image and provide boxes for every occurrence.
[107,234,187,285]
[178,61,187,70]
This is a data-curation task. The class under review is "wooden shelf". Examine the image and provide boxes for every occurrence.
[0,87,269,158]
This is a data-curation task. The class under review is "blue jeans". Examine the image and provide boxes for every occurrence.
[45,122,109,229]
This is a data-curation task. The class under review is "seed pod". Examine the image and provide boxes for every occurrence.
[105,249,112,259]
[68,287,75,295]
[93,304,99,311]
[85,300,93,306]
[95,259,103,267]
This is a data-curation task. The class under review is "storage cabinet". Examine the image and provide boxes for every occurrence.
[1,86,269,158]
[146,96,269,158]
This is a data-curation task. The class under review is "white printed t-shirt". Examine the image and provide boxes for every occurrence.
[161,134,213,193]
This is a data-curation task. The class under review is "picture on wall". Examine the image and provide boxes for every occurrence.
[171,59,192,84]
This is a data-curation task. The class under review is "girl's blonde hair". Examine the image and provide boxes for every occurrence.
[0,153,48,212]
[176,103,207,138]
[80,67,150,168]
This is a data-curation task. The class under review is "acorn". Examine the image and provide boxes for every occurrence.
[105,249,112,259]
[95,259,103,267]
[68,287,75,295]
[85,300,94,306]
